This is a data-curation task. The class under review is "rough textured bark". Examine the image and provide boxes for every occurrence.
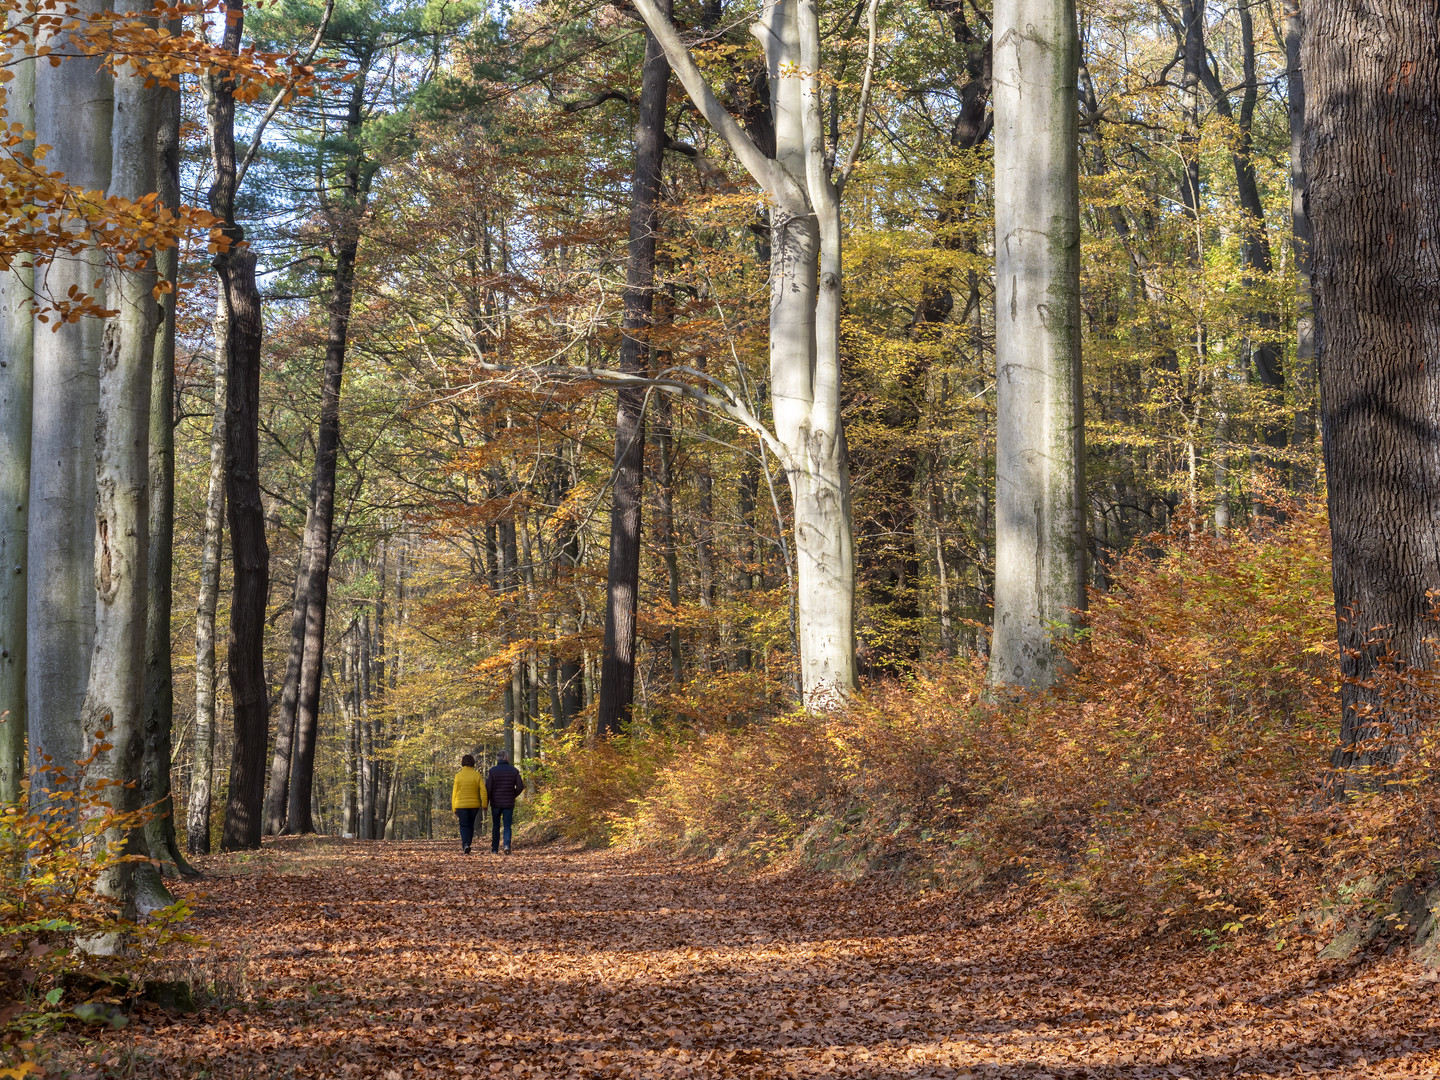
[141,77,193,876]
[287,72,369,833]
[986,0,1086,689]
[0,35,33,802]
[598,11,670,734]
[27,0,108,795]
[217,241,269,851]
[208,1,272,850]
[1302,4,1440,772]
[83,44,164,919]
[188,297,226,855]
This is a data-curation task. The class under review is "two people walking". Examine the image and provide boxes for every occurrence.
[450,752,526,855]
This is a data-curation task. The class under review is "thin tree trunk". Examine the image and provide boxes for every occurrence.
[288,74,368,832]
[1302,3,1440,776]
[1286,0,1318,476]
[27,0,108,799]
[265,502,313,834]
[598,11,670,733]
[340,678,356,837]
[0,29,33,803]
[986,0,1086,689]
[359,614,375,839]
[655,348,683,685]
[189,298,227,856]
[142,76,194,877]
[209,4,272,850]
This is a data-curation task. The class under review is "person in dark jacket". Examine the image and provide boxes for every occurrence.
[485,751,526,854]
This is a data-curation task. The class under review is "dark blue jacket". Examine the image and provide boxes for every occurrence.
[486,762,525,808]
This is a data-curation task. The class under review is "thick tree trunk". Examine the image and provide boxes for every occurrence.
[217,247,270,852]
[632,0,860,704]
[27,0,108,796]
[0,35,33,803]
[84,47,163,921]
[598,9,670,734]
[142,79,193,877]
[986,0,1086,689]
[188,297,227,856]
[1302,5,1440,774]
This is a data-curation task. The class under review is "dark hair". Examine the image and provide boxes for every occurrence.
[461,754,475,768]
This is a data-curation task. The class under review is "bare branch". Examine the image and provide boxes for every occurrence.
[835,0,881,195]
[236,0,336,189]
[627,0,806,207]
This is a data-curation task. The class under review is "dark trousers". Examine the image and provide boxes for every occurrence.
[455,807,479,851]
[491,805,514,852]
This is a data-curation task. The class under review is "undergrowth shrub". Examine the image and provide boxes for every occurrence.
[544,498,1440,935]
[0,751,193,1073]
[532,725,684,846]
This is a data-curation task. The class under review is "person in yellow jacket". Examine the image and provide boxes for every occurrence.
[451,754,488,854]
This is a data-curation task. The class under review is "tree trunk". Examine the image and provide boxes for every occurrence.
[340,684,356,836]
[83,43,163,921]
[217,244,270,852]
[1302,4,1440,774]
[0,34,33,803]
[141,77,193,877]
[265,503,313,834]
[655,394,682,684]
[27,0,108,797]
[287,74,368,831]
[359,616,375,839]
[632,0,861,704]
[986,0,1086,689]
[1286,0,1318,472]
[288,240,360,833]
[188,297,227,856]
[598,9,670,733]
[207,6,272,850]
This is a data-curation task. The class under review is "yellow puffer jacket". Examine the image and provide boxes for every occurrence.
[451,766,487,810]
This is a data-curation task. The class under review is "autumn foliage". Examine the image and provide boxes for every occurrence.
[0,754,192,1073]
[541,498,1440,937]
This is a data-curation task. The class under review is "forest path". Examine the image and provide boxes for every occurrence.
[116,838,1439,1078]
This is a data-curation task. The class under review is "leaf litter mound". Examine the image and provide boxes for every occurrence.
[77,838,1440,1078]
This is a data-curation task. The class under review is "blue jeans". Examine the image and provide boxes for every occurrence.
[455,807,479,851]
[491,806,514,852]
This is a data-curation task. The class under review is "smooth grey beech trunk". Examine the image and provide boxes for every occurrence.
[986,0,1086,690]
[28,0,110,793]
[0,32,34,803]
[630,0,863,704]
[83,44,165,922]
[188,295,227,855]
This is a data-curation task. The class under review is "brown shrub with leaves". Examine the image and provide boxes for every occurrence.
[545,499,1440,937]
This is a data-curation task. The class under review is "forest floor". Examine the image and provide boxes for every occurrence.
[56,837,1440,1079]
